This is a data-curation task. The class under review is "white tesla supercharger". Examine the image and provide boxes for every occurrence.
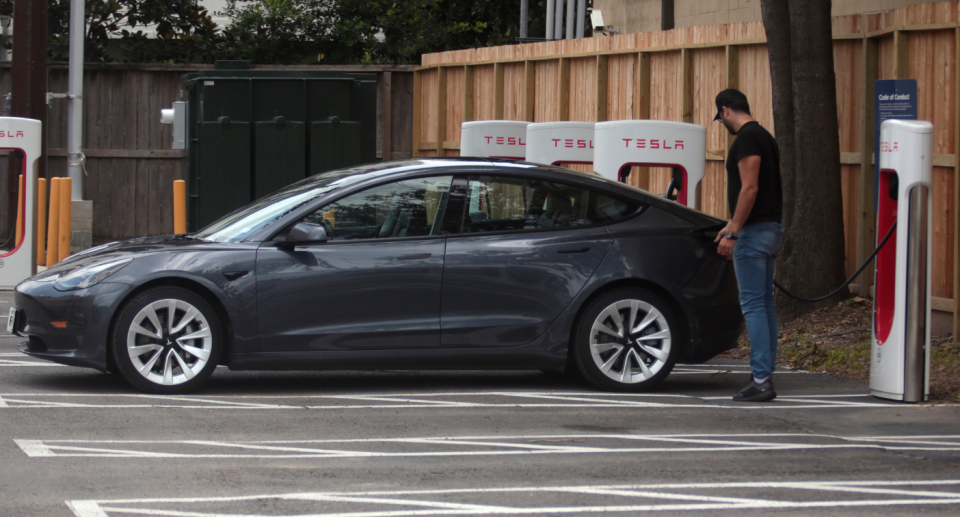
[871,119,933,403]
[525,122,595,166]
[593,120,706,210]
[0,117,41,290]
[460,121,530,160]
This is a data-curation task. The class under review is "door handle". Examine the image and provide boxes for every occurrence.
[397,253,432,260]
[557,247,591,254]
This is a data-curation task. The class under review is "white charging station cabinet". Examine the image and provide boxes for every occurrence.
[0,117,40,290]
[594,120,706,210]
[460,121,529,160]
[525,122,595,166]
[871,119,933,403]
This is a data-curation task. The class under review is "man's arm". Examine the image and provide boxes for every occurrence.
[728,155,761,234]
[715,155,760,255]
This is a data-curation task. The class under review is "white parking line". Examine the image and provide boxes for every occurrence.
[20,433,960,459]
[65,479,960,517]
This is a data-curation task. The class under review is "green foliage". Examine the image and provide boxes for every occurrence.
[2,0,565,64]
[0,0,221,62]
[219,0,555,65]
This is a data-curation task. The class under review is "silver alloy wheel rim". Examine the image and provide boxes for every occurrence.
[126,298,213,386]
[589,299,671,384]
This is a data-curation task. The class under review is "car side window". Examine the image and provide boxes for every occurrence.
[461,176,640,234]
[301,176,453,241]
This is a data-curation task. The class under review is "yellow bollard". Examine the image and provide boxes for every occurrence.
[14,174,23,246]
[173,179,186,234]
[36,178,47,266]
[46,178,61,267]
[58,177,72,263]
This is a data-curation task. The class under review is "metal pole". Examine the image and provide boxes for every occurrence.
[565,0,575,39]
[546,0,555,40]
[576,0,586,38]
[520,0,529,39]
[67,0,85,200]
[554,0,564,40]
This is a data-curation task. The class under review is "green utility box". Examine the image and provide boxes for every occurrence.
[182,62,377,231]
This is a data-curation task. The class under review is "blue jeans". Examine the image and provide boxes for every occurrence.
[732,221,784,380]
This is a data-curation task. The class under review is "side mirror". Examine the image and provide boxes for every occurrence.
[280,222,328,247]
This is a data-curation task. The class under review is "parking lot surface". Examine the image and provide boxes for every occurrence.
[1,290,958,516]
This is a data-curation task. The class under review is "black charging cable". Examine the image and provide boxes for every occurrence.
[773,220,898,303]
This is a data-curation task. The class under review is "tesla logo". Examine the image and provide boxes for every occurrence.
[551,138,594,149]
[483,136,526,146]
[880,141,899,153]
[0,131,25,138]
[621,138,685,150]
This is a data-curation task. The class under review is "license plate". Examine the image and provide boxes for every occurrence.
[7,307,17,333]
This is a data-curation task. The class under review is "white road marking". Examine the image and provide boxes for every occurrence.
[13,439,54,456]
[0,395,6,407]
[65,480,960,516]
[0,391,899,410]
[66,500,110,517]
[21,433,960,459]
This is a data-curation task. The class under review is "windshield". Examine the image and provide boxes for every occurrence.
[195,172,356,242]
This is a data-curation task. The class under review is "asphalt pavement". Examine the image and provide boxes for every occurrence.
[1,289,958,516]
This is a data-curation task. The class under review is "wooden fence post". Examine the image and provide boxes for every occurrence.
[558,58,570,121]
[494,63,505,120]
[634,52,651,189]
[680,48,694,123]
[894,30,909,79]
[436,67,448,156]
[463,65,475,123]
[381,72,393,161]
[954,27,960,339]
[412,70,422,157]
[859,37,879,298]
[596,55,609,122]
[524,61,536,122]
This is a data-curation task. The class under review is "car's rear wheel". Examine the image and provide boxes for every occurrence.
[112,286,222,393]
[572,288,679,391]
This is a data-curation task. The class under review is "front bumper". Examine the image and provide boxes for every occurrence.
[13,279,132,371]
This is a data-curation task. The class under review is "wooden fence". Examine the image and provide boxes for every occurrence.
[413,0,960,336]
[0,63,415,243]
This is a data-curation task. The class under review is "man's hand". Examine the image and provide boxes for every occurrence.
[714,222,739,259]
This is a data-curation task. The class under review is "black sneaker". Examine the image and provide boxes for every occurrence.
[732,379,776,402]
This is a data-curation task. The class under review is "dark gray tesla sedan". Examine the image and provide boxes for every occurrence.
[11,158,742,393]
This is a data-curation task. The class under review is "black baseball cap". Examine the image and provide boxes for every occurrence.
[713,89,751,121]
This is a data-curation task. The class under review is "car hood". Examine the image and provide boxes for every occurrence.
[35,234,220,277]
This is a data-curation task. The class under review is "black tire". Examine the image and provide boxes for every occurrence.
[572,288,680,391]
[111,286,223,394]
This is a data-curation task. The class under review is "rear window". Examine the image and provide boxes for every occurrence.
[461,176,641,234]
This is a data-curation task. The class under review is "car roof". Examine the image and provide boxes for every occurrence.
[306,157,639,195]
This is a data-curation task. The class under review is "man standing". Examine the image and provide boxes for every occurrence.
[713,89,784,402]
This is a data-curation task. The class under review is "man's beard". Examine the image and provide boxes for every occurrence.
[721,117,737,135]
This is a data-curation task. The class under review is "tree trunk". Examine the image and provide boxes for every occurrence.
[760,0,849,321]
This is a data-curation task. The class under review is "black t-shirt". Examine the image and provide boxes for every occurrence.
[726,121,783,227]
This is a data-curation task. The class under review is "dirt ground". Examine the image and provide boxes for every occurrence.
[722,297,960,403]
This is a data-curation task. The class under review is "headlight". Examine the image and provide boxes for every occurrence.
[54,258,132,291]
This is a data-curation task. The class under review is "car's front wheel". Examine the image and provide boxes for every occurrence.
[572,288,679,391]
[112,286,222,393]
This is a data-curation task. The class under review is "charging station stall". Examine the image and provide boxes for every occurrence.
[525,122,595,166]
[871,119,933,403]
[0,117,40,291]
[460,121,530,159]
[593,120,706,210]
